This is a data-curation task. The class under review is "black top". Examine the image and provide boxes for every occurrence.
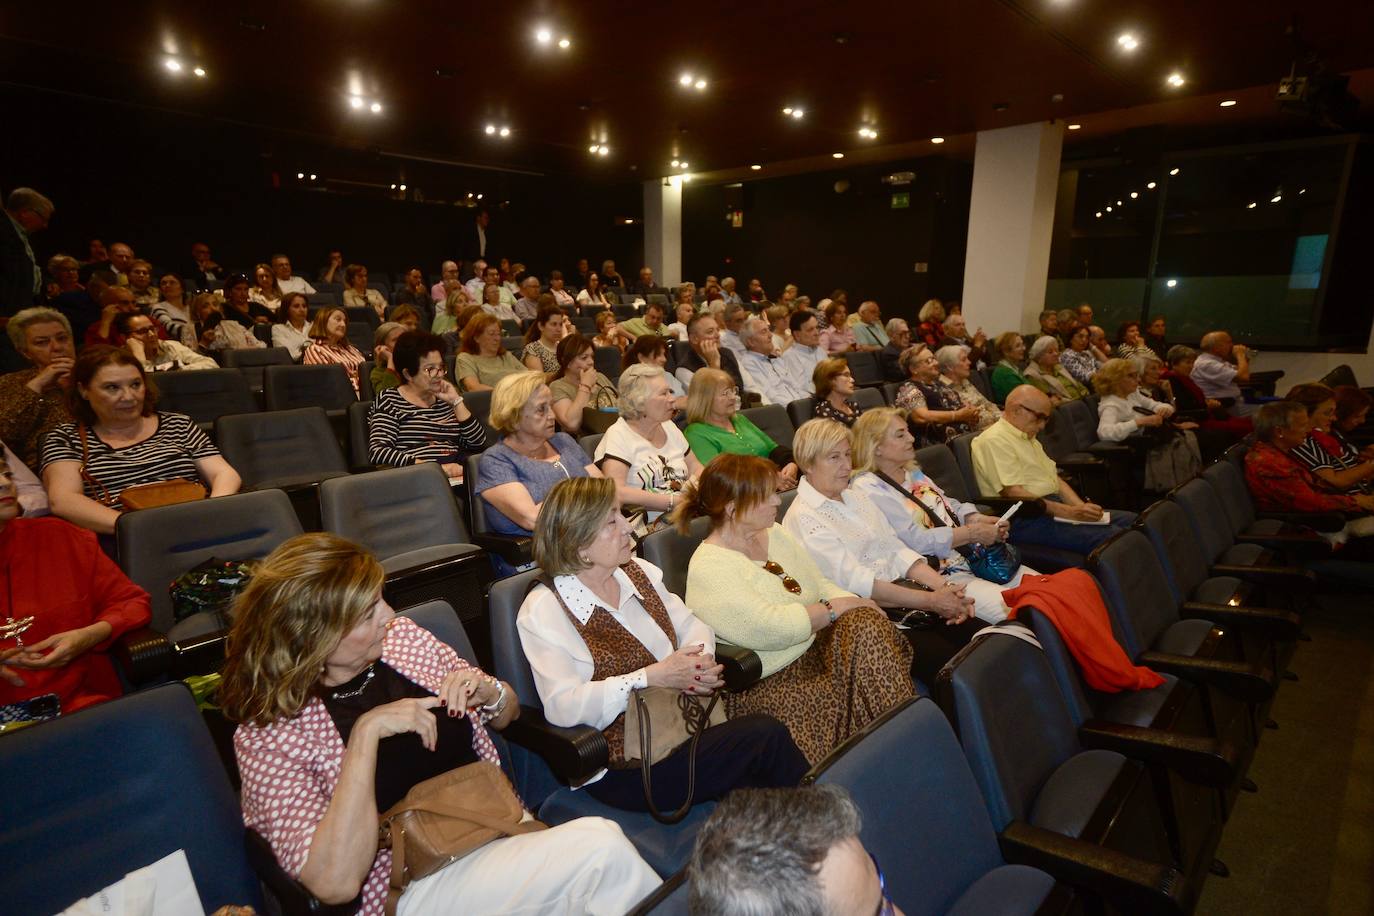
[321,662,478,811]
[680,344,745,392]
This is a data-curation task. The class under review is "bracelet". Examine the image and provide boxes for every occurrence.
[481,679,508,716]
[819,597,836,624]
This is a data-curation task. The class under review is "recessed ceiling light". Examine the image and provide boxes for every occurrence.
[297,172,304,179]
[558,38,571,49]
[390,183,397,190]
[781,107,792,115]
[1219,99,1237,107]
[1166,279,1178,288]
[535,28,552,44]
[485,124,496,135]
[1117,200,1123,206]
[1247,202,1257,209]
[476,193,483,199]
[1067,123,1082,130]
[1271,194,1282,203]
[1166,72,1186,88]
[350,96,364,110]
[467,192,474,198]
[1146,181,1157,189]
[1117,33,1139,52]
[1095,212,1103,218]
[930,136,945,144]
[193,66,206,77]
[832,152,845,159]
[398,184,407,191]
[671,159,680,167]
[694,79,707,90]
[858,127,878,139]
[1299,188,1307,195]
[309,174,317,181]
[370,102,383,113]
[680,161,689,168]
[598,145,610,156]
[750,164,762,170]
[1130,191,1139,199]
[588,144,599,153]
[499,127,510,137]
[1106,206,1113,212]
[164,58,182,72]
[1169,167,1180,176]
[680,73,694,87]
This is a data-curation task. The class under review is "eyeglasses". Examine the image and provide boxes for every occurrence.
[420,364,446,376]
[1018,404,1051,423]
[129,325,158,336]
[869,853,896,916]
[761,560,801,594]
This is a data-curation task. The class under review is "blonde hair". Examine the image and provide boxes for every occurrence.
[218,533,385,726]
[918,299,945,323]
[792,418,852,474]
[1093,357,1139,396]
[532,477,617,575]
[686,368,735,425]
[489,370,548,434]
[850,407,909,475]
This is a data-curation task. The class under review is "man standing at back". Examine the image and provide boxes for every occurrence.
[1,188,54,371]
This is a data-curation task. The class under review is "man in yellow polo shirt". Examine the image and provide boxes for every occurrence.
[619,302,669,339]
[972,385,1134,552]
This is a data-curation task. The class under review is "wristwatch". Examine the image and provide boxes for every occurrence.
[819,597,836,624]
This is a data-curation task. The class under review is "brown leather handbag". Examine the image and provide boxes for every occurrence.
[79,425,207,511]
[377,760,546,916]
[623,686,725,824]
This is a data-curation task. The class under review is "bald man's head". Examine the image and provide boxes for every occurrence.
[1199,331,1232,356]
[1004,385,1053,434]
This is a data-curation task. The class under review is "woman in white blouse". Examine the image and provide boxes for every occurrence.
[342,263,387,323]
[1094,358,1202,491]
[782,418,984,684]
[249,263,283,313]
[271,292,313,360]
[516,476,808,812]
[848,408,1035,622]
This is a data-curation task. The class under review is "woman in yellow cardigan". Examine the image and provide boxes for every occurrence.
[679,453,915,764]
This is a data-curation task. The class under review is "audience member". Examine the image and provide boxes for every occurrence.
[342,264,386,323]
[591,309,629,353]
[1095,358,1200,492]
[549,333,617,434]
[54,268,108,345]
[84,238,109,268]
[188,292,265,353]
[780,311,825,396]
[1023,336,1088,404]
[738,316,808,406]
[106,242,135,287]
[593,364,701,530]
[720,276,743,306]
[454,313,525,392]
[394,267,435,327]
[512,275,542,322]
[1333,386,1374,462]
[46,254,83,298]
[1034,308,1059,342]
[1286,383,1374,494]
[120,313,216,372]
[0,459,152,714]
[315,248,345,285]
[1058,325,1098,385]
[719,303,749,360]
[746,277,767,302]
[600,259,625,289]
[250,263,284,313]
[478,281,515,322]
[1088,324,1112,364]
[0,307,74,474]
[575,271,614,311]
[473,371,600,538]
[1114,320,1154,361]
[988,332,1028,405]
[915,300,946,349]
[367,331,485,475]
[1144,316,1168,361]
[521,300,566,372]
[689,785,896,916]
[811,358,862,427]
[878,319,910,382]
[1192,330,1255,416]
[460,259,487,301]
[681,453,915,764]
[627,265,659,296]
[303,306,366,396]
[674,312,745,394]
[1054,308,1079,348]
[620,334,686,408]
[220,532,658,913]
[940,311,987,367]
[369,322,406,394]
[619,301,669,339]
[150,274,193,340]
[41,347,240,536]
[1076,302,1095,328]
[684,369,799,486]
[270,254,315,296]
[431,262,461,309]
[186,242,222,290]
[896,345,979,445]
[765,303,792,353]
[2,439,47,515]
[271,292,313,360]
[388,303,422,332]
[223,273,274,325]
[432,285,473,334]
[971,385,1134,552]
[665,296,696,341]
[849,300,888,351]
[850,408,1031,623]
[126,260,157,307]
[519,477,808,813]
[83,285,143,347]
[936,344,1000,431]
[818,299,856,355]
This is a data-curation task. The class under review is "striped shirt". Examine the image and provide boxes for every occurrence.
[367,388,486,467]
[41,413,219,503]
[303,340,367,394]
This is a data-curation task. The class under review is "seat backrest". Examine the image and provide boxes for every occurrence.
[502,334,525,353]
[881,381,900,405]
[973,367,995,402]
[1088,530,1180,658]
[151,368,257,425]
[843,350,882,386]
[948,431,983,497]
[593,346,622,380]
[345,305,378,328]
[915,443,973,502]
[811,699,1006,915]
[320,464,469,561]
[1137,500,1209,603]
[116,488,303,634]
[0,684,263,915]
[400,599,476,661]
[461,388,497,445]
[778,486,799,517]
[347,321,375,356]
[1170,478,1234,562]
[464,452,496,537]
[579,432,604,459]
[943,633,1083,832]
[487,568,547,706]
[1061,399,1101,452]
[358,359,376,402]
[852,386,886,412]
[638,516,710,598]
[743,403,795,449]
[263,363,357,413]
[346,399,372,468]
[1318,364,1357,389]
[1201,462,1255,533]
[222,346,293,370]
[571,315,596,335]
[785,397,815,430]
[307,291,338,307]
[1037,404,1083,462]
[215,407,348,489]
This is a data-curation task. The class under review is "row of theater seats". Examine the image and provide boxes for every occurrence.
[4,437,1328,915]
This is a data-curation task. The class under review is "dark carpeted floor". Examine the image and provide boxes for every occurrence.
[1196,593,1374,914]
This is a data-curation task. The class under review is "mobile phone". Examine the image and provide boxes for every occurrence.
[0,692,61,729]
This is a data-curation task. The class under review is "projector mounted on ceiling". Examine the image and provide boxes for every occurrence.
[1275,23,1358,130]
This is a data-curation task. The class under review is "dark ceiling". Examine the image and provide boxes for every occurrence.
[3,0,1372,180]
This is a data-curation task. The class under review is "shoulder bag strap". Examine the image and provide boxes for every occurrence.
[637,690,720,824]
[77,425,115,507]
[873,469,948,529]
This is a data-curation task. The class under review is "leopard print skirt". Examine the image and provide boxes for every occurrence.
[724,604,915,766]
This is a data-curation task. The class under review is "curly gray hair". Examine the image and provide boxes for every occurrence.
[618,363,665,420]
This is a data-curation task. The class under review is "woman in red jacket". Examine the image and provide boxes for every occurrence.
[0,455,151,714]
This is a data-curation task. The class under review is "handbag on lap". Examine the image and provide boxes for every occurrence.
[78,425,207,512]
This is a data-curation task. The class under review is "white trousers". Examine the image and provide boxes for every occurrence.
[397,816,661,916]
[946,565,1039,623]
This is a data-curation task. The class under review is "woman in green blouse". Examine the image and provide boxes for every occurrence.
[989,331,1029,406]
[683,368,799,487]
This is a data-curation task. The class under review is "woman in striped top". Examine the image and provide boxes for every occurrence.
[303,306,366,396]
[368,332,486,476]
[521,298,567,373]
[40,347,241,536]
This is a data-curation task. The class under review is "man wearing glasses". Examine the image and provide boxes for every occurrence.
[971,385,1134,552]
[119,313,216,372]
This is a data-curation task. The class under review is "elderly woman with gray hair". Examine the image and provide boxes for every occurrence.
[1095,357,1201,492]
[1024,335,1088,404]
[895,344,980,445]
[935,344,1000,432]
[594,363,703,531]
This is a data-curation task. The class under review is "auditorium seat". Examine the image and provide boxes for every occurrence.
[346,399,373,470]
[579,432,603,459]
[500,319,521,336]
[347,320,375,356]
[116,488,303,668]
[882,380,900,405]
[263,363,357,415]
[357,359,376,402]
[594,345,622,380]
[937,638,1202,912]
[571,315,596,334]
[0,684,264,916]
[639,515,711,600]
[320,464,493,668]
[842,350,883,388]
[743,403,795,449]
[463,452,533,569]
[1200,460,1343,557]
[460,388,497,446]
[307,291,338,307]
[502,334,526,353]
[216,407,350,530]
[152,368,257,433]
[852,386,886,412]
[346,304,380,329]
[221,346,292,398]
[785,397,815,429]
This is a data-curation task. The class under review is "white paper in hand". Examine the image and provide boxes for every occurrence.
[58,849,206,916]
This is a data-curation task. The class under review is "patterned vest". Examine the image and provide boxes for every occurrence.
[544,562,678,767]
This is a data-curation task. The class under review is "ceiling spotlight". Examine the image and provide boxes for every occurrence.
[858,127,878,139]
[398,184,407,191]
[598,145,610,156]
[930,137,945,144]
[499,127,510,137]
[467,192,474,198]
[1117,200,1123,206]
[1219,99,1237,108]
[558,38,571,49]
[390,183,397,190]
[680,161,689,168]
[624,218,635,225]
[1166,279,1178,288]
[781,107,792,114]
[694,79,707,90]
[1095,212,1103,218]
[535,27,552,44]
[1117,33,1139,52]
[309,174,317,181]
[350,96,364,109]
[832,152,845,159]
[297,172,304,179]
[485,124,496,135]
[476,193,483,199]
[680,73,694,87]
[1067,123,1082,130]
[1271,194,1282,203]
[1106,206,1113,212]
[589,144,599,153]
[1169,167,1180,176]
[370,102,383,113]
[164,58,182,72]
[1147,181,1157,189]
[1247,202,1257,209]
[1130,191,1139,199]
[1299,188,1307,195]
[193,66,206,77]
[671,159,680,167]
[750,164,762,170]
[1166,72,1186,88]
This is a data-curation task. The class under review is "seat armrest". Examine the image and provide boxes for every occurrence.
[1078,720,1238,788]
[1251,513,1346,533]
[1086,442,1134,457]
[1179,602,1302,641]
[973,497,1048,520]
[113,626,173,685]
[1137,651,1275,703]
[1209,563,1315,588]
[716,643,762,691]
[501,705,609,786]
[473,533,534,567]
[245,828,361,916]
[999,820,1185,916]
